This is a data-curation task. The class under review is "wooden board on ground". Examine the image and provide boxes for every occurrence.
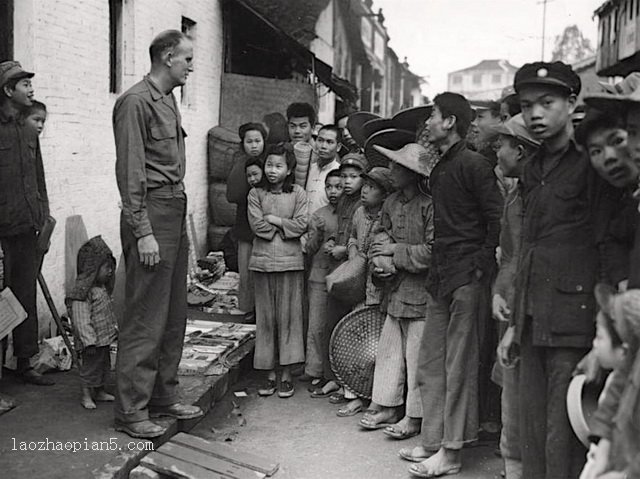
[156,442,266,479]
[171,433,279,477]
[128,465,162,479]
[141,451,228,479]
[64,215,89,295]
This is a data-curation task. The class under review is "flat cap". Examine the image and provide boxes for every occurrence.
[0,61,34,88]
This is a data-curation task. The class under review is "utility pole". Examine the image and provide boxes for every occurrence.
[539,0,553,60]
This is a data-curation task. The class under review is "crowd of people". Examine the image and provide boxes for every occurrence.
[2,28,640,479]
[226,58,640,478]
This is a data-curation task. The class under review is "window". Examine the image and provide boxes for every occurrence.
[373,32,385,60]
[452,75,462,85]
[472,73,482,85]
[180,16,196,107]
[0,0,13,61]
[492,73,501,84]
[109,0,123,93]
[361,19,372,47]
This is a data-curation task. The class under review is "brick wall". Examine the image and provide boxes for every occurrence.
[220,73,315,133]
[11,0,223,335]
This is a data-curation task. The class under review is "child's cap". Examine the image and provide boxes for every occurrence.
[491,114,540,148]
[339,153,368,173]
[361,167,393,193]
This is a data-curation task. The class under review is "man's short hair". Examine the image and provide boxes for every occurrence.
[286,102,316,125]
[575,110,625,147]
[325,169,342,182]
[149,30,189,64]
[318,124,343,145]
[433,92,473,138]
[502,95,521,118]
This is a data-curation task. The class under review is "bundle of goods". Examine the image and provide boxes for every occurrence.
[293,141,313,186]
[178,320,256,376]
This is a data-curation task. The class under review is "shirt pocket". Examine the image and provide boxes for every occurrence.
[0,139,12,167]
[551,183,586,223]
[549,268,596,336]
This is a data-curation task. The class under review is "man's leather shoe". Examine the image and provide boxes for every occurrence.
[19,368,54,386]
[114,419,166,439]
[149,403,203,420]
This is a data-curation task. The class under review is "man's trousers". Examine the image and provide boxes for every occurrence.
[114,193,188,424]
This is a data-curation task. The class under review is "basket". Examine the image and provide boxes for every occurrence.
[325,255,367,306]
[329,306,386,399]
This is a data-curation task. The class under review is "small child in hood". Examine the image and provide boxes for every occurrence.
[65,236,118,410]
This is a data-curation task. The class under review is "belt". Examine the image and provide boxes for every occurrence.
[147,183,185,198]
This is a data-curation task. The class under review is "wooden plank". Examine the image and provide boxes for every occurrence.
[64,215,89,295]
[170,433,278,477]
[156,442,265,479]
[140,451,227,479]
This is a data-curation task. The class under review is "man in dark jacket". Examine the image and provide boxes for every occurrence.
[408,92,503,478]
[500,61,597,479]
[0,61,52,386]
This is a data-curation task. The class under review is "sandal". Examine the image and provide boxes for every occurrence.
[309,381,339,398]
[307,378,328,393]
[328,392,348,404]
[359,410,401,430]
[337,403,363,417]
[408,462,461,478]
[383,424,420,440]
[399,447,434,463]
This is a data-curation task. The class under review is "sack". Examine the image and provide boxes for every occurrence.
[32,336,72,373]
[326,254,367,306]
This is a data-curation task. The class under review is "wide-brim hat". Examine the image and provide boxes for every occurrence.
[584,72,640,113]
[373,142,434,178]
[329,306,387,399]
[364,128,415,168]
[347,112,381,148]
[362,118,395,141]
[567,374,604,448]
[391,105,433,134]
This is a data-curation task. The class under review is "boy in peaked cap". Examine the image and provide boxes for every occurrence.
[499,61,599,478]
[492,114,540,479]
[0,61,53,386]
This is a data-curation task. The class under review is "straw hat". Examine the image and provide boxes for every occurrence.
[391,105,433,134]
[373,142,435,178]
[347,111,381,148]
[364,128,415,168]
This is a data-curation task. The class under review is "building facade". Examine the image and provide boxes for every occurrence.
[448,59,518,101]
[2,0,223,332]
[595,0,640,76]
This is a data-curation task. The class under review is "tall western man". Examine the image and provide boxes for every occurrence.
[0,61,52,386]
[500,61,596,478]
[407,92,503,477]
[113,30,202,439]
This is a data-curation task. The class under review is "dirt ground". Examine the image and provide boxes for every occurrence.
[191,370,503,479]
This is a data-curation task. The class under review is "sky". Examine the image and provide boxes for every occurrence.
[372,0,605,98]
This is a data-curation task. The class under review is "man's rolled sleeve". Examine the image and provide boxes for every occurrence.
[113,94,153,238]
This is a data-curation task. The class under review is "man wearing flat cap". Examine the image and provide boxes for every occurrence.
[499,61,599,478]
[0,61,52,386]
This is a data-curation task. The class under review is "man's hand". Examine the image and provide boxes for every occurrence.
[315,216,326,231]
[497,325,519,369]
[323,239,336,255]
[264,214,282,227]
[574,350,605,384]
[369,243,397,257]
[138,234,160,267]
[579,440,610,479]
[492,294,511,322]
[330,245,348,260]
